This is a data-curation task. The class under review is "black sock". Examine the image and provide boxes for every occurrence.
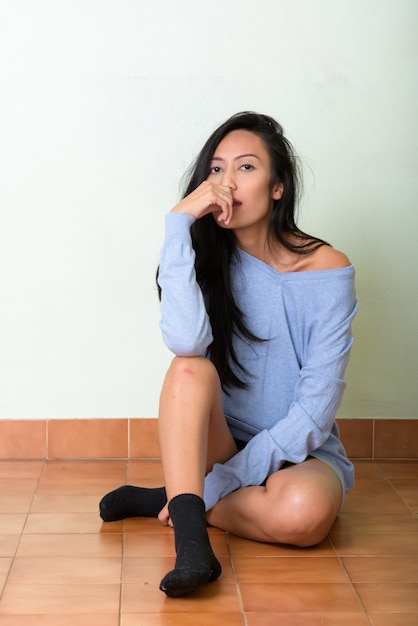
[99,485,166,521]
[159,493,222,597]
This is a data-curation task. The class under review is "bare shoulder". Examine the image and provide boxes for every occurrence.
[305,245,351,271]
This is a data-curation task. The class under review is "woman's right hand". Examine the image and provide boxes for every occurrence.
[170,181,234,225]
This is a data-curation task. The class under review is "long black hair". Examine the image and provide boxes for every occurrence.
[162,112,329,390]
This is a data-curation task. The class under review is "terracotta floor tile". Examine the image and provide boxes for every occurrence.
[127,460,165,482]
[0,494,34,513]
[227,534,334,557]
[245,613,370,625]
[233,556,348,584]
[121,613,244,625]
[389,479,418,512]
[374,420,418,458]
[378,461,418,479]
[330,512,418,535]
[0,514,27,534]
[129,418,161,459]
[122,580,240,614]
[239,582,362,613]
[23,512,122,534]
[48,419,128,459]
[30,494,101,513]
[332,532,418,556]
[342,479,410,514]
[355,583,418,612]
[351,461,384,479]
[343,556,418,583]
[8,557,122,584]
[0,535,20,557]
[35,477,126,496]
[16,533,122,558]
[0,421,46,459]
[338,419,373,458]
[122,555,234,584]
[0,461,44,479]
[0,617,119,626]
[124,533,176,558]
[347,478,398,497]
[0,458,416,623]
[0,478,40,495]
[0,583,120,614]
[0,557,12,589]
[42,460,127,480]
[366,613,418,626]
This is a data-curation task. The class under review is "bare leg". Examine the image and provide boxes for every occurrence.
[207,458,343,547]
[158,355,237,501]
[157,355,237,597]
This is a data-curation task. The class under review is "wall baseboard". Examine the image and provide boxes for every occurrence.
[0,418,417,461]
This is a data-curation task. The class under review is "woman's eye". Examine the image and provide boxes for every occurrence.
[210,166,222,174]
[240,163,254,171]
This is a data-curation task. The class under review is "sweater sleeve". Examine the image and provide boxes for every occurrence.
[203,272,358,510]
[157,212,213,356]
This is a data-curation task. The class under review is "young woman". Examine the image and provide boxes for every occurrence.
[100,112,358,597]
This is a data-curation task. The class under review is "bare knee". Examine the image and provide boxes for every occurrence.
[166,355,218,383]
[160,356,224,428]
[264,482,339,547]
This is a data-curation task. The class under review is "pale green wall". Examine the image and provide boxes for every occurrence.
[0,0,416,419]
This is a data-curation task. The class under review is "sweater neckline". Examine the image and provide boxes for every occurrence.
[236,247,354,280]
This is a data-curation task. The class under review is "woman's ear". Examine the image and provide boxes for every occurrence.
[271,182,284,200]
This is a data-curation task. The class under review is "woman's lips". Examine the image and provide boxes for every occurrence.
[233,199,241,207]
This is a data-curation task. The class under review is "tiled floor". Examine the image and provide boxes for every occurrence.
[0,459,417,625]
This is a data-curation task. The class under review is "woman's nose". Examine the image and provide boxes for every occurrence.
[221,170,237,190]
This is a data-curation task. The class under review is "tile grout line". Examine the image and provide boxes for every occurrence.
[0,460,47,603]
[375,457,417,515]
[372,419,375,459]
[225,532,248,626]
[118,459,129,622]
[386,478,417,516]
[127,418,130,460]
[119,521,126,625]
[45,420,49,460]
[327,532,374,625]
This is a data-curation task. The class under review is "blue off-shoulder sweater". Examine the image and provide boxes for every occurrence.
[158,212,358,511]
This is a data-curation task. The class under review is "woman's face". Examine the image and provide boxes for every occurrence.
[207,129,283,236]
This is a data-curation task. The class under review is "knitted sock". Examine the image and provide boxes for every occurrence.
[99,485,166,521]
[159,493,222,597]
